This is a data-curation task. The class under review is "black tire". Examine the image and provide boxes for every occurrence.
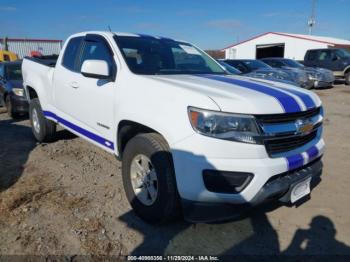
[122,133,181,223]
[5,96,19,119]
[345,71,350,85]
[29,98,56,142]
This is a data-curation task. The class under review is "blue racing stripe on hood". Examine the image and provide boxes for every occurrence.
[279,87,316,110]
[198,75,301,113]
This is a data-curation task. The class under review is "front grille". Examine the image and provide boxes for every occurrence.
[265,130,317,155]
[256,107,320,124]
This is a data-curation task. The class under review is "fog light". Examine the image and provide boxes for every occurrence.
[203,170,254,193]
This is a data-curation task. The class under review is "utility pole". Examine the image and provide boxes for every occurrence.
[308,0,316,35]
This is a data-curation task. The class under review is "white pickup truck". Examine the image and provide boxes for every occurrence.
[22,31,325,223]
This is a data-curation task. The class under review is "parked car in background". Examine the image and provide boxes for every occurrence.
[22,32,325,223]
[261,58,335,89]
[0,61,28,118]
[216,60,242,74]
[223,59,312,89]
[304,48,350,85]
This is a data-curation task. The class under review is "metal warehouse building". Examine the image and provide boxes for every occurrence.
[0,38,62,59]
[223,32,350,60]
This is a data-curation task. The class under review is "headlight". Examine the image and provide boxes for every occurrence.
[307,72,321,81]
[188,107,260,144]
[13,88,24,97]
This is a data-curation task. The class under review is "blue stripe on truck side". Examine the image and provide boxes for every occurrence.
[197,75,302,113]
[43,111,114,150]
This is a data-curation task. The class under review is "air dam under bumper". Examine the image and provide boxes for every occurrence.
[182,158,323,223]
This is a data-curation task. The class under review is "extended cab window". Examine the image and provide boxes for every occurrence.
[62,37,83,71]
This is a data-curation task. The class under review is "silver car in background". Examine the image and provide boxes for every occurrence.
[261,58,335,89]
[222,59,313,89]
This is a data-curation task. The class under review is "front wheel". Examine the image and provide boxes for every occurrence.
[29,98,56,142]
[5,96,19,119]
[122,133,181,223]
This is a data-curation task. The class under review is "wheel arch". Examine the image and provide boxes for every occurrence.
[25,85,39,101]
[117,120,170,158]
[344,66,350,74]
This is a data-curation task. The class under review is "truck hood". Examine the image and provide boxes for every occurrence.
[145,74,321,114]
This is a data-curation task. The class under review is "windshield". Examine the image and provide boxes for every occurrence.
[114,36,225,75]
[243,60,271,70]
[282,59,304,68]
[335,49,350,58]
[5,64,22,80]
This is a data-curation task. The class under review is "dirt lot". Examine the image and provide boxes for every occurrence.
[1,84,350,258]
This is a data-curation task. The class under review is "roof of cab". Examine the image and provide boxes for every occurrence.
[68,31,180,41]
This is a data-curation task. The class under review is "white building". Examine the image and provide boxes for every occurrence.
[223,32,350,60]
[0,38,62,59]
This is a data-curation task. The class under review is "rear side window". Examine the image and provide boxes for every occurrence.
[62,37,83,71]
[317,50,332,61]
[306,50,317,61]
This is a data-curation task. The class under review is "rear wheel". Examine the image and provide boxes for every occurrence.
[29,98,56,142]
[345,71,350,85]
[5,96,19,119]
[122,133,181,223]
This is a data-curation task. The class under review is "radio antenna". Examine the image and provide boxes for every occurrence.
[308,0,316,35]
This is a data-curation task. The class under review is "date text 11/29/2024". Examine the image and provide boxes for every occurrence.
[127,255,219,261]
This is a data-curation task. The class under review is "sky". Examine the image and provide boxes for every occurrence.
[0,0,349,50]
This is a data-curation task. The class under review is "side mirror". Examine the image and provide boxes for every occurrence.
[332,56,338,61]
[81,60,110,79]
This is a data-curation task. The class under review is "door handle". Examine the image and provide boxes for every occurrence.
[70,82,79,89]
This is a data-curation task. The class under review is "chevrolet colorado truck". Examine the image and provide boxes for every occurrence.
[22,32,325,223]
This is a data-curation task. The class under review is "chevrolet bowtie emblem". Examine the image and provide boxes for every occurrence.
[295,119,314,134]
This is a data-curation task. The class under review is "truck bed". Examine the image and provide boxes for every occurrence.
[24,55,59,68]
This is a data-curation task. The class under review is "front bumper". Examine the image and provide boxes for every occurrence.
[182,158,323,222]
[10,93,29,113]
[171,132,325,203]
[314,80,334,88]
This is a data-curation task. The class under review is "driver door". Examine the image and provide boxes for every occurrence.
[73,34,117,142]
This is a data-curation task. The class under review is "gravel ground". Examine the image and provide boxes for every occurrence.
[0,84,350,259]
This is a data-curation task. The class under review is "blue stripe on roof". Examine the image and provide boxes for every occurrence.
[286,154,304,170]
[43,111,114,150]
[197,75,302,113]
[279,87,316,110]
